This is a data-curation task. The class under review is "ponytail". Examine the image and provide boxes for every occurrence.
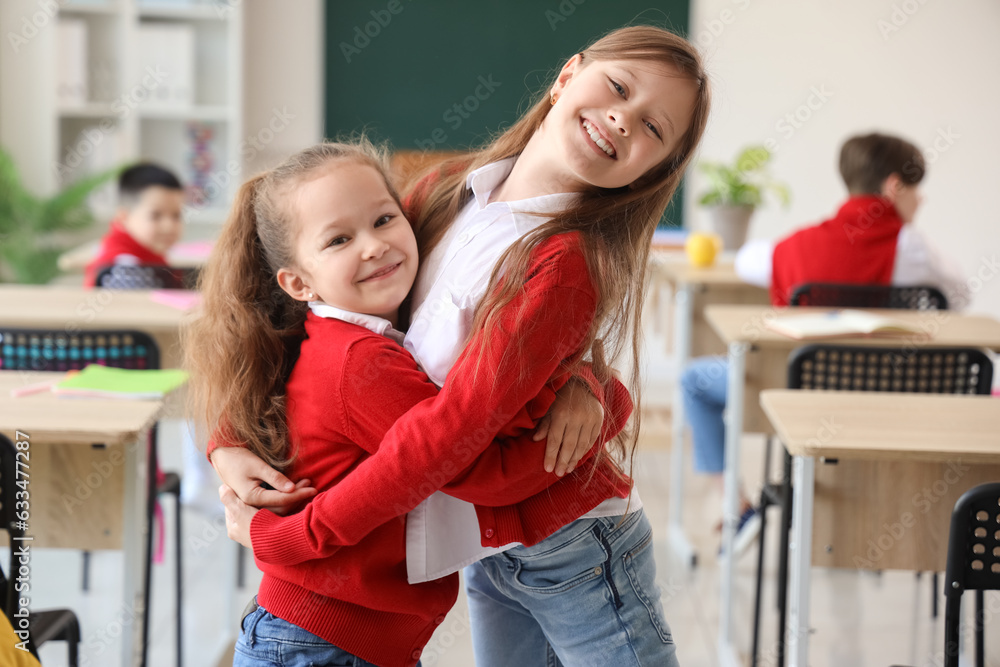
[185,139,397,469]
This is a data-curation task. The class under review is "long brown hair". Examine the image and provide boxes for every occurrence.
[185,140,399,470]
[411,26,711,475]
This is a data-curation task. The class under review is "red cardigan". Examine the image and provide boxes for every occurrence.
[770,196,903,306]
[83,220,169,288]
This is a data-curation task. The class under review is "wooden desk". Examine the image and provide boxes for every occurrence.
[759,390,1000,667]
[0,371,163,667]
[705,305,1000,664]
[0,284,197,368]
[58,239,214,272]
[647,252,770,568]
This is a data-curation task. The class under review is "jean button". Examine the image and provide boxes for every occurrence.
[593,566,602,576]
[484,528,494,539]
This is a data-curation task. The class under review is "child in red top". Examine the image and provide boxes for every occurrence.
[187,141,632,667]
[83,163,184,287]
[206,25,711,667]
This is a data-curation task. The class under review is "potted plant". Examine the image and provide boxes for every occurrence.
[0,148,118,284]
[697,145,790,250]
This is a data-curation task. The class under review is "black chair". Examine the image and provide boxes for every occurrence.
[943,482,1000,667]
[1,433,82,666]
[0,328,182,667]
[789,282,949,310]
[750,345,994,667]
[95,264,198,290]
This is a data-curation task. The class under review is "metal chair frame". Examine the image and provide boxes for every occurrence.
[789,282,949,310]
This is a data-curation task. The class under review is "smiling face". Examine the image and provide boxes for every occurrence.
[543,55,699,191]
[276,161,418,326]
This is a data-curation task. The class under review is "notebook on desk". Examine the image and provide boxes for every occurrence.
[766,309,928,340]
[53,365,188,399]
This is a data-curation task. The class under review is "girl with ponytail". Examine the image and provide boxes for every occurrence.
[207,24,710,667]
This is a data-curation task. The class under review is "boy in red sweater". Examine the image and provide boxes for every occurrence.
[684,132,968,553]
[83,163,184,287]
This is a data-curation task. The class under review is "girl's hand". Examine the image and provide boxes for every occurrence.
[220,484,257,549]
[534,376,604,477]
[210,446,317,515]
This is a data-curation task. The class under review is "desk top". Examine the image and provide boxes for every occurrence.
[705,305,1000,350]
[0,284,196,334]
[760,389,1000,464]
[58,239,214,272]
[0,371,164,446]
[649,252,761,288]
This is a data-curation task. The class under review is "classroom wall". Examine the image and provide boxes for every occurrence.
[242,0,325,175]
[688,0,1000,316]
[243,0,1000,316]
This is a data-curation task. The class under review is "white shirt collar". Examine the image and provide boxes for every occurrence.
[308,301,406,346]
[465,158,579,234]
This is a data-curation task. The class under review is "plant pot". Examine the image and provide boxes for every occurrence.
[705,204,754,250]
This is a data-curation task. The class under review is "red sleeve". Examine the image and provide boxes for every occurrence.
[250,236,600,564]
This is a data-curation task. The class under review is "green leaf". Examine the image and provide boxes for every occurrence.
[697,144,790,209]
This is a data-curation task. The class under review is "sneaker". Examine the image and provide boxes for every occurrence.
[732,506,762,557]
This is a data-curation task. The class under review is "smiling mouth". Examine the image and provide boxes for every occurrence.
[359,262,401,282]
[582,119,617,158]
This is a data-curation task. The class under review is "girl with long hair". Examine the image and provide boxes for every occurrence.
[207,25,711,666]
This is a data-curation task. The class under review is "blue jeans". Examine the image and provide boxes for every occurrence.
[233,600,412,667]
[680,355,729,474]
[464,509,677,667]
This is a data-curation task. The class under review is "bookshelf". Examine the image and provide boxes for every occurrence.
[0,0,243,225]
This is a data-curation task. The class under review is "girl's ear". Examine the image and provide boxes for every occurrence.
[551,53,584,100]
[276,267,313,302]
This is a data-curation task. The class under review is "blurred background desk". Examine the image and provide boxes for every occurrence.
[0,371,163,667]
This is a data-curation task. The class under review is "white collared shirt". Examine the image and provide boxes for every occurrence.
[402,158,641,584]
[308,301,407,346]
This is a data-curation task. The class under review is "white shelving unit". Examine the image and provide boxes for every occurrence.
[0,0,243,225]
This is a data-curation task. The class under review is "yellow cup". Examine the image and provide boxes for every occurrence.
[685,232,723,267]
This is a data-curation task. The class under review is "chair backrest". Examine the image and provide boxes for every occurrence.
[0,329,160,371]
[787,345,993,395]
[945,482,1000,594]
[95,264,197,290]
[789,282,949,310]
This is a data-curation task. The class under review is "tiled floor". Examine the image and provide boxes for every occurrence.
[15,315,1000,667]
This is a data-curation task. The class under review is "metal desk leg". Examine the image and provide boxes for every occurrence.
[122,429,151,667]
[787,455,815,667]
[719,341,749,654]
[668,283,697,567]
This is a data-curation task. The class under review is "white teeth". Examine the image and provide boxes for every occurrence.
[582,120,615,157]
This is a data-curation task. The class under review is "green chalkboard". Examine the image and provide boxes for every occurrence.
[324,0,691,226]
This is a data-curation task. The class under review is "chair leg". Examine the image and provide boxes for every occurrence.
[81,551,91,592]
[931,572,936,617]
[67,615,81,667]
[750,436,774,667]
[975,590,984,667]
[750,490,769,667]
[141,431,158,667]
[174,488,183,667]
[776,448,793,667]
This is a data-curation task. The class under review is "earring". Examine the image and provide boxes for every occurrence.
[550,92,557,105]
[307,292,314,299]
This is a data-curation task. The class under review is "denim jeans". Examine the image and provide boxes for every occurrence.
[680,355,729,474]
[464,509,678,667]
[233,600,410,667]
